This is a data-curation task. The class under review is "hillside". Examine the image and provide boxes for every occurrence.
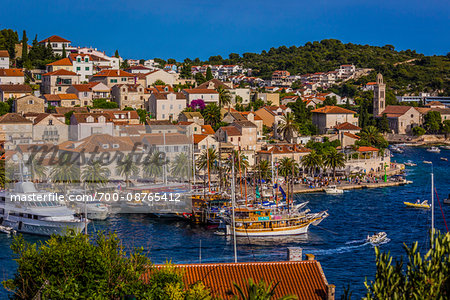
[198,39,450,95]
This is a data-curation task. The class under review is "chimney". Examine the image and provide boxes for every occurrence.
[327,284,335,300]
[117,70,120,76]
[305,253,315,261]
[287,247,302,261]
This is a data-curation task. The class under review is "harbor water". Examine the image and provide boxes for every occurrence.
[1,147,449,298]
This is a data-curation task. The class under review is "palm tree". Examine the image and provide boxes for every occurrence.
[82,162,110,191]
[359,126,383,147]
[255,159,272,182]
[170,153,190,181]
[217,85,232,112]
[28,159,47,182]
[50,154,80,194]
[196,148,218,173]
[323,148,346,180]
[279,112,299,143]
[301,150,323,177]
[202,103,221,128]
[278,157,299,183]
[142,151,166,182]
[116,154,140,188]
[233,278,297,300]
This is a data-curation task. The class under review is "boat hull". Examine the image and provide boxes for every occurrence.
[403,202,430,209]
[2,218,85,236]
[231,223,311,237]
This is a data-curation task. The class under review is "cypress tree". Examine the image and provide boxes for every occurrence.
[206,67,213,80]
[115,50,119,58]
[21,30,28,62]
[62,43,66,57]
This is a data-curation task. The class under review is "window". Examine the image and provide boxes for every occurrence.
[124,96,127,100]
[58,87,61,91]
[85,58,88,62]
[52,43,58,47]
[76,67,81,71]
[85,67,89,71]
[77,58,81,62]
[170,105,173,109]
[83,92,88,97]
[71,101,75,105]
[111,79,118,83]
[121,78,127,81]
[28,100,34,104]
[230,137,233,142]
[162,114,165,119]
[48,120,53,125]
[162,105,165,110]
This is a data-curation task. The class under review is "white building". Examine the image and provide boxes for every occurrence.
[182,88,220,106]
[38,36,76,57]
[0,50,9,69]
[77,47,121,69]
[146,92,187,121]
[69,53,93,82]
[0,69,25,84]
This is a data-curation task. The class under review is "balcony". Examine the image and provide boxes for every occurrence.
[56,78,72,85]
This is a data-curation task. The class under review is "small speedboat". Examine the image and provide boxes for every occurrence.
[404,160,417,166]
[366,232,387,244]
[441,145,450,150]
[423,160,432,164]
[427,146,441,153]
[404,200,431,209]
[324,185,344,194]
[440,157,448,161]
[444,194,450,205]
[0,225,17,235]
[389,145,404,153]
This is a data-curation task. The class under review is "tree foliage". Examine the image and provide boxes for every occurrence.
[364,231,450,300]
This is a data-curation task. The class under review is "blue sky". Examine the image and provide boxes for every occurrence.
[1,0,449,60]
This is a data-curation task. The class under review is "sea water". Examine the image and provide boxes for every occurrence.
[1,147,449,298]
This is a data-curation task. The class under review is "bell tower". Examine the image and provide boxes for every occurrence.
[373,73,386,117]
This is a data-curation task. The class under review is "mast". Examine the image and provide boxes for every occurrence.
[231,153,237,263]
[271,152,275,200]
[206,139,211,193]
[431,166,434,233]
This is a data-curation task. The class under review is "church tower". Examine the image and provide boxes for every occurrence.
[373,73,386,116]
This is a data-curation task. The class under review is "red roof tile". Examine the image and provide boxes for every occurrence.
[146,260,330,300]
[38,35,71,43]
[43,69,78,76]
[357,146,379,152]
[0,50,9,58]
[334,122,361,130]
[46,58,72,66]
[183,88,219,94]
[0,69,24,77]
[93,69,133,77]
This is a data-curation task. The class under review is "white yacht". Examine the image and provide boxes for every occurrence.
[427,146,441,153]
[73,201,109,221]
[324,185,344,194]
[366,232,388,245]
[0,182,87,236]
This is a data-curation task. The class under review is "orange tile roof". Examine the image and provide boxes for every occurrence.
[70,84,91,92]
[380,105,416,117]
[193,134,208,144]
[39,35,71,43]
[0,113,33,124]
[0,68,24,77]
[311,106,356,114]
[0,84,32,92]
[0,50,9,57]
[357,146,379,152]
[68,53,92,61]
[334,122,361,130]
[58,93,79,100]
[220,126,241,136]
[201,125,215,134]
[177,121,194,126]
[43,69,78,76]
[93,69,133,77]
[343,132,360,139]
[146,260,330,300]
[46,58,72,66]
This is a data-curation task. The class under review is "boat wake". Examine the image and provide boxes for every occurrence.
[345,239,366,244]
[368,238,391,247]
[307,242,369,256]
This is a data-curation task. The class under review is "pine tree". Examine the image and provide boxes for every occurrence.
[115,50,119,58]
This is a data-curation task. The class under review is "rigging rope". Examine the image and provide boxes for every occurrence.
[435,187,449,232]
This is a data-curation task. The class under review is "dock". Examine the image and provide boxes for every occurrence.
[292,180,411,194]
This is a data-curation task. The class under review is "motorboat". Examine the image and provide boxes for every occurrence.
[423,161,432,164]
[440,157,448,161]
[0,181,87,236]
[0,225,16,235]
[324,185,344,194]
[427,146,441,153]
[389,145,404,153]
[441,145,450,150]
[366,232,388,245]
[444,194,450,205]
[73,201,109,221]
[404,160,417,167]
[404,200,431,209]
